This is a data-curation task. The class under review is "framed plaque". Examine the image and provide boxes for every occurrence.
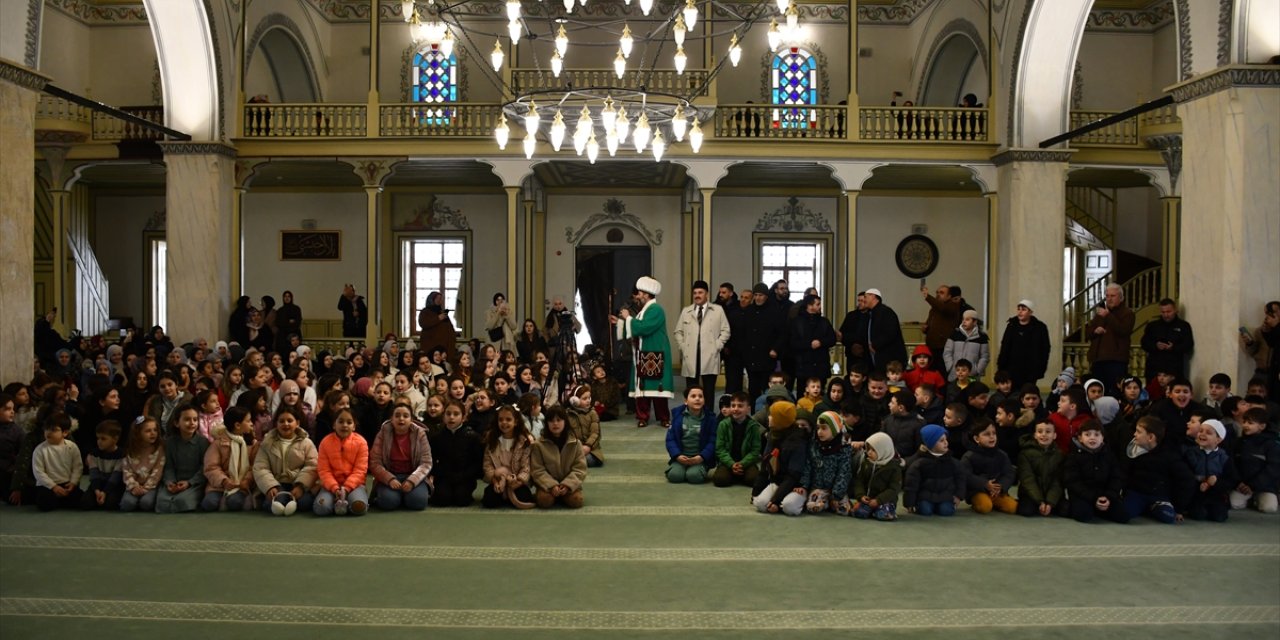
[280,230,341,261]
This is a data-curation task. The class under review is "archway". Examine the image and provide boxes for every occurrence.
[920,30,988,107]
[246,20,321,103]
[141,0,219,140]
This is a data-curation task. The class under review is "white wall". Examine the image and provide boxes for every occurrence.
[857,25,915,103]
[856,196,989,322]
[94,193,165,324]
[90,25,158,105]
[711,195,838,296]
[328,23,370,102]
[1078,31,1159,109]
[38,9,91,94]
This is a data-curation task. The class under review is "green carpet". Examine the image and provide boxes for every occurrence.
[1,417,1278,639]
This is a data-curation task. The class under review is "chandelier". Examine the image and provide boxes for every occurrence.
[401,0,807,163]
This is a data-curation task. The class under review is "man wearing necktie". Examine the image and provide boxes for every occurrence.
[675,280,732,398]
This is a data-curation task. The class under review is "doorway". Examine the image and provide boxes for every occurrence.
[575,245,652,358]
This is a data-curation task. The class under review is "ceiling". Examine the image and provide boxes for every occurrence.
[862,164,981,192]
[533,161,688,189]
[74,162,166,188]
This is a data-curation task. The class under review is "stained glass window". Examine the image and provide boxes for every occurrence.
[770,47,817,129]
[412,44,457,125]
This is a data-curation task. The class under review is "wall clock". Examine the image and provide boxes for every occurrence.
[894,234,939,279]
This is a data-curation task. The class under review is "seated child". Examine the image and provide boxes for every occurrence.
[712,392,764,488]
[914,384,944,426]
[1231,407,1280,513]
[567,385,603,467]
[1062,419,1129,523]
[751,402,809,516]
[796,377,825,413]
[1049,387,1092,454]
[944,359,976,405]
[902,346,945,393]
[881,390,924,461]
[588,364,622,422]
[801,412,852,514]
[80,420,125,511]
[314,407,370,516]
[845,362,868,403]
[941,403,970,460]
[1018,384,1049,426]
[1203,373,1231,410]
[666,386,717,484]
[754,372,793,414]
[491,373,519,407]
[903,424,964,516]
[1122,415,1195,524]
[851,431,901,521]
[427,401,484,507]
[201,407,259,512]
[839,401,868,452]
[517,393,544,441]
[369,402,432,511]
[481,405,535,509]
[993,398,1026,465]
[964,382,991,419]
[31,413,83,512]
[885,361,906,395]
[1083,378,1106,410]
[1015,420,1064,517]
[0,394,17,500]
[156,404,209,513]
[531,405,588,509]
[960,419,1018,514]
[1046,367,1076,410]
[813,378,847,416]
[252,406,318,516]
[120,417,165,512]
[194,389,223,443]
[1183,418,1236,522]
[987,371,1013,409]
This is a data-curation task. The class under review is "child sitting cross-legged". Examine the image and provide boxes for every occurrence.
[751,402,809,516]
[801,411,852,515]
[1122,415,1195,524]
[1183,418,1237,522]
[120,417,165,512]
[79,420,125,511]
[1015,420,1064,517]
[960,419,1018,514]
[314,407,370,516]
[665,386,717,484]
[31,413,83,511]
[530,405,587,509]
[252,405,318,516]
[369,401,433,511]
[481,405,535,509]
[851,432,902,521]
[1061,419,1129,523]
[903,424,964,516]
[156,404,209,513]
[200,407,259,512]
[712,392,764,488]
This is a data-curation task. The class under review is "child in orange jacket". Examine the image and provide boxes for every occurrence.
[902,345,946,393]
[314,407,370,516]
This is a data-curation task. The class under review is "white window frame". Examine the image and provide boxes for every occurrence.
[145,233,167,330]
[397,234,470,337]
[754,234,830,304]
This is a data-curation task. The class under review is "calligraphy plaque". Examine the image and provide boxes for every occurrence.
[280,230,342,261]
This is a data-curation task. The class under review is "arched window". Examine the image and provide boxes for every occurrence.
[770,47,818,129]
[412,44,457,124]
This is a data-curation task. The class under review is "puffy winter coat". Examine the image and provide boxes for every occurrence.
[903,452,965,507]
[943,326,990,380]
[1016,434,1064,506]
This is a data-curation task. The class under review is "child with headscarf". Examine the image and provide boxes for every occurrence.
[851,431,902,520]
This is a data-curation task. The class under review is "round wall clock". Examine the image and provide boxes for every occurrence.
[894,234,939,279]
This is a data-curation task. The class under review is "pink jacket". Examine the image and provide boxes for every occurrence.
[483,437,531,487]
[369,421,433,487]
[317,432,369,493]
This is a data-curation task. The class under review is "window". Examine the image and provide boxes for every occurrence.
[412,44,457,124]
[771,47,818,129]
[760,241,823,303]
[401,238,464,336]
[150,237,167,329]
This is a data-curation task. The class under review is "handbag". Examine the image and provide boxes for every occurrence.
[487,326,504,342]
[637,350,665,380]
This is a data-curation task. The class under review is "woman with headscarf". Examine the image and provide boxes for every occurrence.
[275,290,303,353]
[417,291,458,362]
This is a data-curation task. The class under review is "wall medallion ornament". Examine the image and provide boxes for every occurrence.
[754,196,831,232]
[566,198,662,246]
[894,234,939,279]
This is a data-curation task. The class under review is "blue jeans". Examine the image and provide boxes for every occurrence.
[119,489,157,512]
[376,474,430,510]
[260,483,315,513]
[1124,490,1177,524]
[200,490,250,512]
[915,500,956,516]
[314,485,369,516]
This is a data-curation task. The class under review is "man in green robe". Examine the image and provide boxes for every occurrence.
[613,276,674,428]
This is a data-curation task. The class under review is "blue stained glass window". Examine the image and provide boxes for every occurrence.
[412,45,457,125]
[770,47,818,129]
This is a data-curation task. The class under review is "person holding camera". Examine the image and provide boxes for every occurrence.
[418,291,457,363]
[485,292,518,353]
[543,295,581,364]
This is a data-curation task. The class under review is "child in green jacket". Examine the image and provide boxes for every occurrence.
[1016,421,1065,517]
[712,392,764,488]
[851,432,901,520]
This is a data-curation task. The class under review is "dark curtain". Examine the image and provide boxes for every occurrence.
[576,252,613,351]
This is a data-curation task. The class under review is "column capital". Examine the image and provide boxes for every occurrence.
[158,141,238,158]
[0,57,50,92]
[1167,65,1280,104]
[990,148,1075,166]
[1146,134,1182,195]
[234,158,268,189]
[342,157,403,189]
[676,159,733,190]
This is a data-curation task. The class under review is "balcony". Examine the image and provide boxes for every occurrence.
[35,96,165,142]
[1067,105,1181,147]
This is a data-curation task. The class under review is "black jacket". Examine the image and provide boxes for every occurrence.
[1140,317,1194,378]
[790,311,837,379]
[1063,440,1124,504]
[864,304,908,371]
[904,452,966,508]
[1123,444,1195,512]
[961,446,1016,496]
[1235,430,1280,493]
[736,302,786,372]
[428,424,483,484]
[996,315,1051,386]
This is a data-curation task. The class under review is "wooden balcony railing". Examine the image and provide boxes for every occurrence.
[714,104,848,139]
[1063,344,1147,378]
[92,106,165,141]
[511,68,710,97]
[859,105,990,142]
[36,95,92,125]
[379,103,505,137]
[242,103,368,138]
[1068,105,1181,147]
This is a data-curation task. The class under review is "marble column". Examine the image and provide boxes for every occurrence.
[1159,196,1181,301]
[842,190,859,313]
[699,187,715,283]
[1170,66,1280,392]
[347,159,396,346]
[159,142,236,344]
[505,186,520,304]
[990,149,1073,387]
[0,59,48,384]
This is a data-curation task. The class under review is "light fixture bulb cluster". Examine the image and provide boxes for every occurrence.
[504,94,705,163]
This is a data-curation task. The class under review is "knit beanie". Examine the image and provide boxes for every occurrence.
[769,401,797,431]
[1092,396,1120,426]
[1056,367,1077,388]
[865,432,896,466]
[816,411,844,438]
[921,424,947,451]
[794,408,815,428]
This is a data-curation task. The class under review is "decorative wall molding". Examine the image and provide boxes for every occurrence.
[856,0,932,25]
[1175,0,1193,80]
[157,142,239,158]
[1005,0,1034,145]
[24,0,42,68]
[758,41,830,105]
[0,58,51,92]
[1146,134,1182,193]
[1216,0,1233,67]
[1168,65,1280,103]
[754,197,831,233]
[915,19,990,106]
[990,149,1075,166]
[246,14,323,101]
[399,196,471,231]
[566,198,663,246]
[203,0,227,141]
[45,0,148,24]
[1086,1,1174,32]
[1071,60,1083,110]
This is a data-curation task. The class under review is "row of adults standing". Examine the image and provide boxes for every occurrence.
[228,291,303,355]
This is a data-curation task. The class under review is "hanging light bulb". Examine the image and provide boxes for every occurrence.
[689,117,703,153]
[562,0,574,12]
[674,46,687,75]
[600,96,617,132]
[579,0,587,6]
[614,49,626,79]
[495,113,510,150]
[606,129,619,157]
[401,0,415,22]
[620,23,633,58]
[550,109,566,151]
[490,40,505,72]
[615,105,630,143]
[555,24,569,57]
[507,19,522,43]
[639,0,654,16]
[671,105,687,141]
[775,0,789,13]
[551,50,564,78]
[409,14,428,43]
[523,100,540,136]
[523,133,536,159]
[586,130,600,164]
[728,33,742,66]
[785,4,799,31]
[440,29,456,58]
[767,19,782,50]
[623,0,632,4]
[574,106,591,155]
[673,15,687,48]
[651,130,666,162]
[507,0,522,21]
[633,112,651,152]
[683,0,699,29]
